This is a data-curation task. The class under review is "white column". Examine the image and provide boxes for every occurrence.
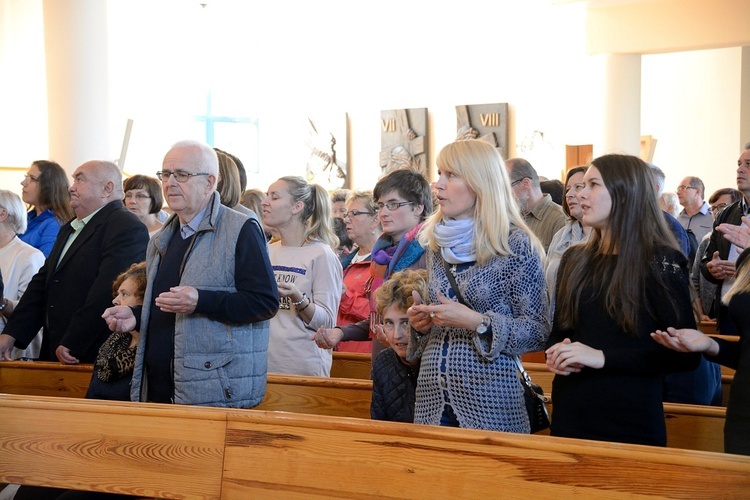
[42,0,109,173]
[596,53,642,157]
[740,46,750,151]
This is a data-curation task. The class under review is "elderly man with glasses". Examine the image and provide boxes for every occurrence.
[102,140,278,409]
[676,176,713,244]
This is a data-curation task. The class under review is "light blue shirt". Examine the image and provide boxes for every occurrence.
[179,205,209,239]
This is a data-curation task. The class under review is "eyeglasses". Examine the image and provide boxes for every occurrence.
[382,318,410,332]
[511,177,528,187]
[23,174,40,183]
[342,210,374,219]
[124,192,151,200]
[376,201,414,212]
[156,170,210,183]
[676,185,697,192]
[711,202,729,212]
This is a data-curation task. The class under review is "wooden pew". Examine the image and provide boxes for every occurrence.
[0,361,730,453]
[0,394,228,498]
[330,351,371,379]
[1,394,749,499]
[0,360,92,397]
[256,373,372,419]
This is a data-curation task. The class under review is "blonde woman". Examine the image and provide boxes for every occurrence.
[407,140,550,432]
[262,176,343,376]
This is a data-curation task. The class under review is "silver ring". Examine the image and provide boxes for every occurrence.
[429,312,436,318]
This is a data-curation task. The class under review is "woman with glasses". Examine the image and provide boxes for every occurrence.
[335,190,382,353]
[19,160,74,258]
[313,168,433,362]
[406,140,549,432]
[124,175,163,237]
[546,166,591,313]
[262,176,342,377]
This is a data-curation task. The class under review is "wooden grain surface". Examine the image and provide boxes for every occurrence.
[0,395,227,499]
[0,361,730,453]
[221,409,750,499]
[1,394,748,499]
[330,351,371,379]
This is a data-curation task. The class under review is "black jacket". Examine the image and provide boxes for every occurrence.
[370,348,419,423]
[5,200,148,362]
[700,199,747,327]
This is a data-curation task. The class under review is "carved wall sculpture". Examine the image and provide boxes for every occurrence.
[380,108,428,178]
[305,114,348,190]
[455,103,509,159]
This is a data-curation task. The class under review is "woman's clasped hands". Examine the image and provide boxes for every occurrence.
[545,338,604,375]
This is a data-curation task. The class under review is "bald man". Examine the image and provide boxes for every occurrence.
[0,160,148,363]
[103,140,278,408]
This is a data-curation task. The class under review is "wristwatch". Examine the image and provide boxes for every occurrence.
[476,315,491,334]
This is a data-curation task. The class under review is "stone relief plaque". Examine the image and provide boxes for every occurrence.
[380,108,428,178]
[305,114,348,190]
[455,103,509,159]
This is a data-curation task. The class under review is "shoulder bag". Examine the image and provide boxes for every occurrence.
[441,256,550,433]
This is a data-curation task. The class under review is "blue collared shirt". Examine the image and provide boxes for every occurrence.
[179,205,209,239]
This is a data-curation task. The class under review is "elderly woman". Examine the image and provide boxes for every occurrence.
[0,190,45,359]
[336,190,382,353]
[123,175,164,237]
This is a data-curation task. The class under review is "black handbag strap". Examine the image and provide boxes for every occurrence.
[441,256,467,306]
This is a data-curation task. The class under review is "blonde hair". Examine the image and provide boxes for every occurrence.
[374,269,429,316]
[419,140,544,265]
[216,150,241,208]
[723,251,750,304]
[280,176,339,249]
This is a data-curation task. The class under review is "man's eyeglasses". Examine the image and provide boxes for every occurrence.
[676,185,697,192]
[511,177,528,187]
[342,210,374,219]
[124,192,151,200]
[376,201,414,212]
[156,170,210,183]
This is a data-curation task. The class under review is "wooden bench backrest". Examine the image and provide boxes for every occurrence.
[0,361,729,453]
[1,394,748,499]
[0,394,227,498]
[330,351,371,379]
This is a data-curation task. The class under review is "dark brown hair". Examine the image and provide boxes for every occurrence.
[123,175,163,214]
[555,154,680,335]
[31,160,74,223]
